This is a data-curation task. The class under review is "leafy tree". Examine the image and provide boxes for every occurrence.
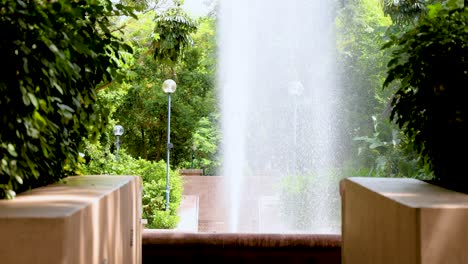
[353,115,433,178]
[336,0,433,179]
[336,0,393,164]
[151,3,198,76]
[383,0,468,191]
[108,14,218,170]
[0,0,134,199]
[380,0,434,25]
[180,114,221,175]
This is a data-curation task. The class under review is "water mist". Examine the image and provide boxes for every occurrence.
[219,0,341,233]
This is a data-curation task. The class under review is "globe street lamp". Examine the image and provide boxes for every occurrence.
[113,125,124,160]
[162,79,176,211]
[288,80,304,175]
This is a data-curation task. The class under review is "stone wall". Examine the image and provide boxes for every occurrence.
[182,176,228,232]
[182,175,282,232]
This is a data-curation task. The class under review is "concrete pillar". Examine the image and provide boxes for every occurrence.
[342,177,468,264]
[0,175,142,264]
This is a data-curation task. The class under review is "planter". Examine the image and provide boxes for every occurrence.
[341,177,468,264]
[0,175,142,264]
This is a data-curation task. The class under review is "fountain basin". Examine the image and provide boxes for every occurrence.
[142,230,341,263]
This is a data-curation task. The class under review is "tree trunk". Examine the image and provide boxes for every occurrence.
[141,128,147,159]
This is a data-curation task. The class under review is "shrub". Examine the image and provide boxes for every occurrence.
[0,0,133,199]
[142,181,180,229]
[83,147,182,229]
[383,1,468,191]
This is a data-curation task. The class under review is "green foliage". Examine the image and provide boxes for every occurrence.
[383,1,468,189]
[143,184,180,229]
[85,9,215,226]
[336,0,435,179]
[0,0,134,199]
[150,210,179,229]
[381,0,434,25]
[336,0,393,164]
[152,5,198,70]
[353,116,433,179]
[180,114,221,174]
[104,14,218,171]
[83,144,183,229]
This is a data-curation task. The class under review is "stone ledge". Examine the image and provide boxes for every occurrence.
[142,230,341,263]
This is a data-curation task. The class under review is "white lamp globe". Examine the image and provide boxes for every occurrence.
[162,79,177,94]
[113,125,124,136]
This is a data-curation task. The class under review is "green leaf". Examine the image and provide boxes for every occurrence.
[369,142,385,149]
[33,111,47,127]
[16,0,26,8]
[15,176,23,185]
[7,144,18,157]
[48,44,59,54]
[57,104,75,113]
[6,190,16,199]
[27,93,38,108]
[22,93,31,106]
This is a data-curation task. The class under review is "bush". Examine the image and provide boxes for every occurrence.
[83,147,182,229]
[353,115,433,179]
[0,0,133,199]
[143,190,180,229]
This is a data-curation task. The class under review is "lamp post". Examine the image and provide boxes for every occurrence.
[288,81,304,175]
[113,125,124,160]
[162,79,177,211]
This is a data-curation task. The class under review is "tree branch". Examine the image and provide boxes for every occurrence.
[111,24,127,33]
[96,81,113,92]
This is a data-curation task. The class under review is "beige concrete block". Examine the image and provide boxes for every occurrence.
[0,175,142,264]
[341,177,468,264]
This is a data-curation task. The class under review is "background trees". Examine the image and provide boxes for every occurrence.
[99,10,219,173]
[380,0,437,25]
[0,0,218,228]
[337,0,467,184]
[336,0,439,178]
[82,2,220,227]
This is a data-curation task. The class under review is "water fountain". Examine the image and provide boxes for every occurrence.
[218,0,341,233]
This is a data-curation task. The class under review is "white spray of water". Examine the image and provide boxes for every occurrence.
[219,0,340,233]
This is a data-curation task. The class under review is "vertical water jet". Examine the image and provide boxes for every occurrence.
[219,0,340,233]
